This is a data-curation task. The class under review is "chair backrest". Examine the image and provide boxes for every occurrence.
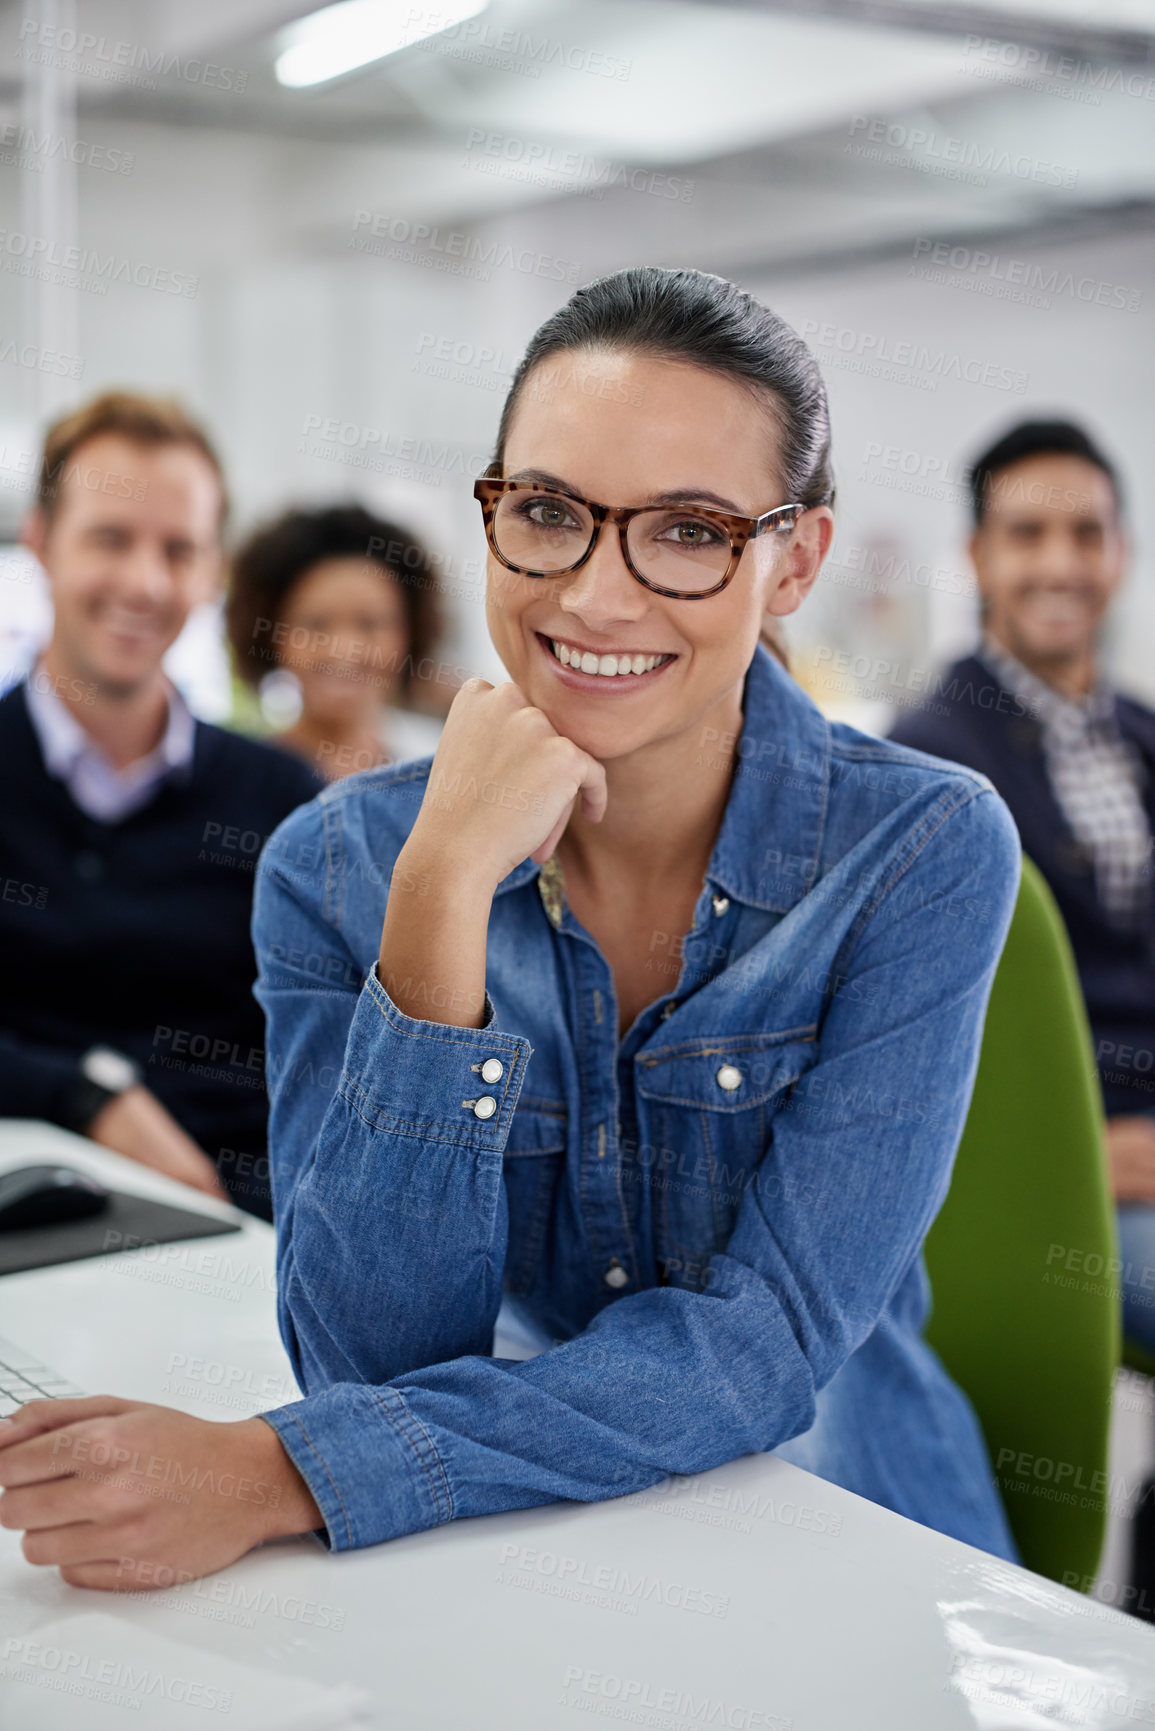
[923,855,1118,1586]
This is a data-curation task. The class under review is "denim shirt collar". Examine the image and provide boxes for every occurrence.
[493,644,830,918]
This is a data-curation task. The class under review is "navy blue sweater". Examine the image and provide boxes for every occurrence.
[0,683,321,1217]
[891,654,1155,1118]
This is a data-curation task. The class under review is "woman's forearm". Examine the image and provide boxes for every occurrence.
[378,839,496,1029]
[266,822,534,1390]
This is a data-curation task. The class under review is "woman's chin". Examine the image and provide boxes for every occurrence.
[552,712,651,764]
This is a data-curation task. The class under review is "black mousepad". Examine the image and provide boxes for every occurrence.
[0,1188,243,1276]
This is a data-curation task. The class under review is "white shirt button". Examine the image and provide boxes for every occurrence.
[711,894,730,916]
[473,1096,498,1120]
[603,1261,630,1289]
[480,1058,504,1084]
[716,1064,743,1092]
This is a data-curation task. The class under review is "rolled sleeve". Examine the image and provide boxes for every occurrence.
[261,1382,452,1552]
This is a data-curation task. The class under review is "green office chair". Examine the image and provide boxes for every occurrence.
[1124,1340,1155,1379]
[923,855,1118,1586]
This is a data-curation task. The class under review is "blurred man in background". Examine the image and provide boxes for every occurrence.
[0,392,320,1219]
[891,419,1155,1348]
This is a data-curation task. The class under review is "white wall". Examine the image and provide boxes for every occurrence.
[1,110,1150,713]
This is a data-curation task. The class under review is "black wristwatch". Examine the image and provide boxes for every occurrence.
[62,1045,143,1134]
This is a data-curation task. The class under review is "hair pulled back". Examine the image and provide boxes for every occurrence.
[495,266,834,511]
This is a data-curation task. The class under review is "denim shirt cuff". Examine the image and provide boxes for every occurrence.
[260,1384,453,1552]
[336,963,533,1152]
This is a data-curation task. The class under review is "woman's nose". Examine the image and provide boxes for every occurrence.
[557,522,646,622]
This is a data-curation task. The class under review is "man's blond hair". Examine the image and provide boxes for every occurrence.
[38,390,228,525]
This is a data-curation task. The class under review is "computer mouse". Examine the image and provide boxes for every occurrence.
[0,1164,110,1231]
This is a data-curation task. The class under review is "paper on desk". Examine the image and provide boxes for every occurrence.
[0,1611,371,1731]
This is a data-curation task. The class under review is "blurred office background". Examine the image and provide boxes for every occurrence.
[1,0,1152,727]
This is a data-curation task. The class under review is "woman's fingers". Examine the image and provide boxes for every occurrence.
[576,750,609,826]
[0,1471,112,1532]
[0,1397,132,1459]
[416,679,610,883]
[60,1558,151,1592]
[527,743,608,863]
[0,1396,130,1439]
[529,797,576,866]
[21,1520,126,1570]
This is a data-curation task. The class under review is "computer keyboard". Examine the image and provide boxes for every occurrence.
[0,1335,84,1416]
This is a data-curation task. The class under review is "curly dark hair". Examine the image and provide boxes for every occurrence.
[227,503,443,703]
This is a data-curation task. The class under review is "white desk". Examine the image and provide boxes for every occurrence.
[1,1119,1153,1729]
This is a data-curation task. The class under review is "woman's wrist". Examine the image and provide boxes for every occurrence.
[233,1416,325,1542]
[378,836,496,1028]
[394,828,501,903]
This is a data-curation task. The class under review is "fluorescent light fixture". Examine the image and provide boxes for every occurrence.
[275,0,489,88]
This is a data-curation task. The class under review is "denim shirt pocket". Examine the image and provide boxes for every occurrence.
[501,1097,567,1296]
[634,1029,817,1291]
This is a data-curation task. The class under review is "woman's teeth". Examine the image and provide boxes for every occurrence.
[549,639,671,677]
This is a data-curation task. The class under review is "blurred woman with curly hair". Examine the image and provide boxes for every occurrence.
[227,503,447,780]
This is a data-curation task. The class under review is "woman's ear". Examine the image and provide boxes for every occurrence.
[765,506,834,618]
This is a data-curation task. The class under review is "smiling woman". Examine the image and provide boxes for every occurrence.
[226,503,445,780]
[0,267,1024,1591]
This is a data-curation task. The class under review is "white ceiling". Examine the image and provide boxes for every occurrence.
[875,0,1155,29]
[0,0,1151,273]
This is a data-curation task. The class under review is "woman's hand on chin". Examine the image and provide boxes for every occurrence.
[415,677,608,889]
[0,1395,322,1591]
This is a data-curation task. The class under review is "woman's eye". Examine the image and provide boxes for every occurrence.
[656,517,724,548]
[523,497,578,529]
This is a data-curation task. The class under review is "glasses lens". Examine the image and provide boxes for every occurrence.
[626,508,733,594]
[492,488,595,573]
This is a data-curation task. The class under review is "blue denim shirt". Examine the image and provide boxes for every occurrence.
[253,645,1021,1560]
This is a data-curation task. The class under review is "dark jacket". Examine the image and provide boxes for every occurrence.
[0,682,321,1217]
[891,654,1155,1117]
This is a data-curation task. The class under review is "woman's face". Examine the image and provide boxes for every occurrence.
[277,556,409,726]
[486,349,831,763]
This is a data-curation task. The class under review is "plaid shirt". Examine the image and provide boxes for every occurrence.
[979,635,1152,929]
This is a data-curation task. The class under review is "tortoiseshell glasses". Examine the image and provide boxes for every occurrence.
[473,474,805,600]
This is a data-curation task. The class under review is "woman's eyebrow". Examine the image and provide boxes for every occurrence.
[506,469,744,513]
[646,486,743,513]
[506,467,584,496]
